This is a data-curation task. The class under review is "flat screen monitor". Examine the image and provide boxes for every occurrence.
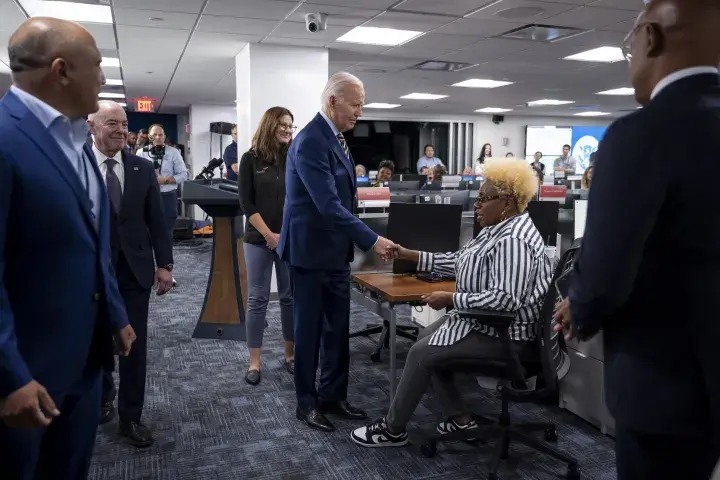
[390,193,416,203]
[389,180,422,191]
[356,176,370,185]
[416,191,469,206]
[574,200,588,240]
[527,200,560,246]
[387,203,463,274]
[401,174,426,182]
[422,181,442,191]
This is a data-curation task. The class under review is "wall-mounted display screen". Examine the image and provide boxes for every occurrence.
[525,125,608,173]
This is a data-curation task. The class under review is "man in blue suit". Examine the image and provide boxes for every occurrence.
[554,1,720,479]
[0,18,136,479]
[278,72,395,432]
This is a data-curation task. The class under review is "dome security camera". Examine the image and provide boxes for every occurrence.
[305,13,328,33]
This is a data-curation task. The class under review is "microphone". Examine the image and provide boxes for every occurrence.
[194,158,224,180]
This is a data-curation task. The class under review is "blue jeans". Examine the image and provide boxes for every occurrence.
[243,242,293,348]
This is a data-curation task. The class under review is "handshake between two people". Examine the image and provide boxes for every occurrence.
[371,236,412,262]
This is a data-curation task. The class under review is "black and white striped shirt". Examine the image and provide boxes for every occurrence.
[418,213,552,347]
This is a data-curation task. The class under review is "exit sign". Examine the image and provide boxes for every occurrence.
[133,96,155,112]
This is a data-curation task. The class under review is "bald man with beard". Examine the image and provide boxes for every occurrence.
[0,18,135,479]
[553,1,720,478]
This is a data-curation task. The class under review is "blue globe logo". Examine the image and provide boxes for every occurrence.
[572,135,599,173]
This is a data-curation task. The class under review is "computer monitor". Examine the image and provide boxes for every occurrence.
[441,175,462,188]
[526,200,560,246]
[574,200,588,240]
[387,203,463,274]
[459,180,481,191]
[401,174,426,182]
[389,180,422,191]
[356,176,370,185]
[390,193,416,203]
[416,191,469,206]
[422,181,442,191]
[391,174,402,181]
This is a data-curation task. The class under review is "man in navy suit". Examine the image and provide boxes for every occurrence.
[88,101,173,448]
[278,72,395,432]
[0,18,135,479]
[554,1,720,479]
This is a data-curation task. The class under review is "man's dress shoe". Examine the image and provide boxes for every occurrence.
[320,400,368,420]
[296,407,334,432]
[119,421,154,448]
[99,402,114,425]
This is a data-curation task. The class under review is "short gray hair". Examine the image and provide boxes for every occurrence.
[321,71,363,111]
[88,100,125,123]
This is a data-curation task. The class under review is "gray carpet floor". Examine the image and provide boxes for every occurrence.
[90,240,617,480]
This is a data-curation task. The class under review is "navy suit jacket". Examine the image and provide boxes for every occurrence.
[0,90,129,398]
[569,73,720,436]
[278,113,377,270]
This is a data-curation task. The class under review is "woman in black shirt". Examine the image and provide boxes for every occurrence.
[238,106,296,385]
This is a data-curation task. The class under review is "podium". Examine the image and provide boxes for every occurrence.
[183,179,247,340]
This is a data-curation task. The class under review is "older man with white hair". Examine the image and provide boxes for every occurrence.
[278,72,395,432]
[88,100,173,447]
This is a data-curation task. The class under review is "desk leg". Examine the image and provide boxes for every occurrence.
[389,304,397,399]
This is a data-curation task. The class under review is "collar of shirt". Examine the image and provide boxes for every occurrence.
[482,213,527,238]
[319,110,340,137]
[650,66,719,100]
[92,144,123,167]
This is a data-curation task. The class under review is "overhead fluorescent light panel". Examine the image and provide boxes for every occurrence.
[452,79,513,89]
[19,0,113,24]
[101,57,121,68]
[527,99,575,106]
[105,79,123,86]
[337,26,423,46]
[574,111,610,116]
[476,107,513,113]
[596,87,634,95]
[99,92,125,99]
[564,46,624,63]
[364,103,401,109]
[400,93,447,100]
[411,60,478,72]
[500,24,585,42]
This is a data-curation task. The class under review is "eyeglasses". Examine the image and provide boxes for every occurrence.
[475,194,503,205]
[622,17,686,62]
[278,122,297,132]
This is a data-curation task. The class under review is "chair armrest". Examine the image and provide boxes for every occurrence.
[455,309,515,329]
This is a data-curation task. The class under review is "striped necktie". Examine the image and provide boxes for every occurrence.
[336,133,349,159]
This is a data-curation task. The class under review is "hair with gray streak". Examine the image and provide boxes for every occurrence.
[321,71,363,112]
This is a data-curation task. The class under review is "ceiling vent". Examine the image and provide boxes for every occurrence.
[499,24,585,42]
[410,60,478,72]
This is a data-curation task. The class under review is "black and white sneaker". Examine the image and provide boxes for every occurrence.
[436,417,479,439]
[351,418,409,448]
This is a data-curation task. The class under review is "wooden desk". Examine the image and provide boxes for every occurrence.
[350,273,456,400]
[353,273,455,303]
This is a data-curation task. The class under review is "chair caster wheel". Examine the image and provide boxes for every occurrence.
[566,464,580,480]
[370,352,381,363]
[420,442,436,458]
[544,426,558,442]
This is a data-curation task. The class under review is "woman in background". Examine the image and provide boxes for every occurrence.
[421,164,446,189]
[375,160,395,186]
[237,106,296,385]
[581,165,593,189]
[474,143,492,174]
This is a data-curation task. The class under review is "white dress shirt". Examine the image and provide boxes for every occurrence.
[650,66,719,100]
[93,144,124,192]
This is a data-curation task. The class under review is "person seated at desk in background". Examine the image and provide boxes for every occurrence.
[553,144,577,176]
[421,164,446,189]
[460,166,473,176]
[531,151,546,182]
[417,144,443,173]
[355,164,367,177]
[420,166,429,175]
[374,160,394,186]
[351,158,552,448]
[581,165,593,189]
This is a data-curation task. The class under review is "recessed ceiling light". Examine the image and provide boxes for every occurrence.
[337,26,423,46]
[105,79,124,86]
[364,103,401,109]
[596,87,635,95]
[19,0,113,23]
[452,79,514,89]
[99,92,125,99]
[527,99,575,106]
[400,93,448,100]
[475,107,513,113]
[564,46,625,63]
[574,111,611,117]
[101,57,120,68]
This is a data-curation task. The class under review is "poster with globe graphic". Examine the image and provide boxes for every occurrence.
[570,126,607,174]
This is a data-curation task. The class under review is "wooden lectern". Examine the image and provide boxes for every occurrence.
[183,180,247,341]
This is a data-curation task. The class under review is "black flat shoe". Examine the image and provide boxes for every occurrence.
[119,421,154,448]
[99,402,114,425]
[296,407,334,432]
[320,400,368,420]
[245,369,261,385]
[282,358,294,374]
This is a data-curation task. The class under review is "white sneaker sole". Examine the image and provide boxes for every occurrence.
[351,434,409,448]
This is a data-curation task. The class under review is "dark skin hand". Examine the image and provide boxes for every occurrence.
[552,297,575,341]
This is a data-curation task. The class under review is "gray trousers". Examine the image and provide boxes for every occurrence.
[386,316,526,431]
[243,242,293,349]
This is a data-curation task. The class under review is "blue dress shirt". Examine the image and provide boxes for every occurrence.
[138,145,188,193]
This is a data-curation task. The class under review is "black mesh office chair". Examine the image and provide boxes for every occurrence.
[349,301,419,363]
[418,246,580,480]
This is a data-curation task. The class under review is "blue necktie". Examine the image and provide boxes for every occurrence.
[337,133,349,159]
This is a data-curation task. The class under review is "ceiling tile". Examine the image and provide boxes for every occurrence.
[433,18,527,37]
[270,21,351,42]
[588,0,643,11]
[303,0,398,8]
[381,33,482,59]
[289,3,382,27]
[112,0,205,14]
[114,8,198,30]
[196,15,278,35]
[262,37,330,48]
[326,42,390,55]
[544,5,638,29]
[0,0,26,33]
[81,22,117,50]
[365,11,454,31]
[466,0,577,21]
[204,0,298,19]
[184,32,257,58]
[390,0,484,16]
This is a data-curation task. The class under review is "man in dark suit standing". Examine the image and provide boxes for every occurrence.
[554,1,720,478]
[0,18,135,478]
[278,72,395,432]
[88,101,173,448]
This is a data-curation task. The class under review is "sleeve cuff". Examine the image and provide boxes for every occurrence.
[371,235,380,250]
[0,352,33,398]
[452,292,467,309]
[417,251,433,272]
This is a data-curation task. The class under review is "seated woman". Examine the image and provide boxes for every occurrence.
[374,159,394,186]
[421,164,446,189]
[581,164,593,189]
[351,158,553,448]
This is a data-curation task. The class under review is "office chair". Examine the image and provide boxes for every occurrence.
[418,246,580,480]
[349,301,419,363]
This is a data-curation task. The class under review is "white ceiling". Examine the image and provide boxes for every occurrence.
[0,0,643,117]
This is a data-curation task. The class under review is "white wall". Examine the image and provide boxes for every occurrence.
[176,113,189,150]
[187,104,237,219]
[363,111,612,168]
